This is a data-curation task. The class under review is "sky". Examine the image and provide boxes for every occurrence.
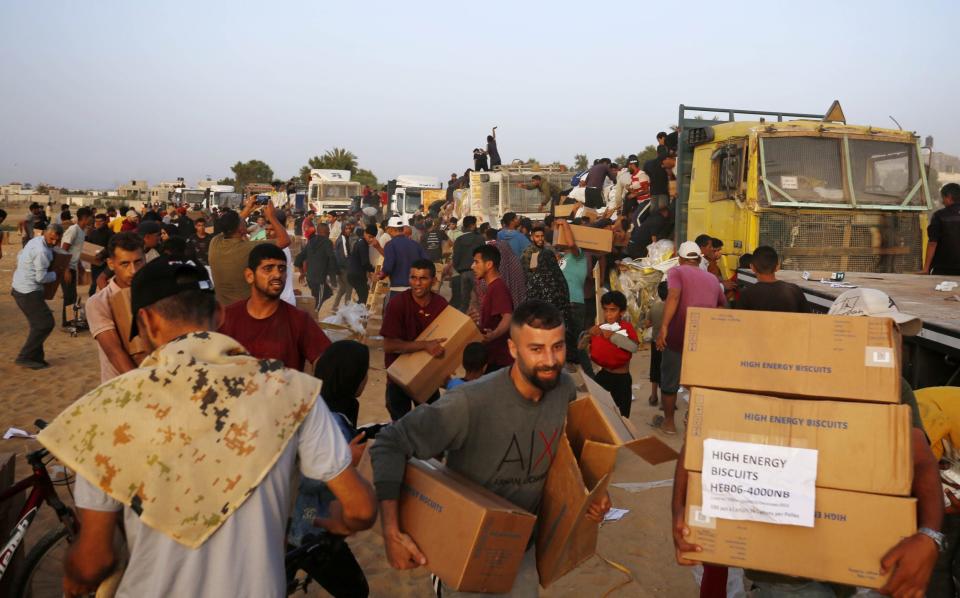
[1,0,958,190]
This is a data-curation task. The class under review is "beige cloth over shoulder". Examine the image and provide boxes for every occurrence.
[37,332,322,548]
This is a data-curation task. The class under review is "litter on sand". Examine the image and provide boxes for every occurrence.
[4,427,35,440]
[603,508,630,522]
[611,480,674,493]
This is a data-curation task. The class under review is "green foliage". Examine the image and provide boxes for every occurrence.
[636,145,658,163]
[217,177,236,186]
[614,155,627,167]
[229,160,273,192]
[298,147,378,187]
[573,154,588,171]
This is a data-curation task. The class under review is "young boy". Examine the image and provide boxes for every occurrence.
[738,245,811,313]
[446,341,488,390]
[588,291,639,417]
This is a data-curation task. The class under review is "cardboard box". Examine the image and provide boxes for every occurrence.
[43,250,73,300]
[684,387,913,495]
[398,458,536,594]
[554,202,578,218]
[553,224,613,253]
[386,306,482,404]
[680,308,901,404]
[107,286,148,356]
[536,379,678,587]
[683,472,916,589]
[80,241,104,266]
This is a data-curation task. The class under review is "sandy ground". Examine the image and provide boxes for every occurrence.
[0,234,698,597]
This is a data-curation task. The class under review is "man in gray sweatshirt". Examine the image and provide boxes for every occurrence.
[371,299,612,597]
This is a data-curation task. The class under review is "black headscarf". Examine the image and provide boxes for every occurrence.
[314,340,369,426]
[526,249,572,328]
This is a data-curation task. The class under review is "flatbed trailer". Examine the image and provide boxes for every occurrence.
[738,270,960,388]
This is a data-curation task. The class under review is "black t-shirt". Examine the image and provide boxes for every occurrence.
[928,203,960,275]
[628,211,668,257]
[643,159,669,195]
[487,139,501,165]
[738,280,811,313]
[421,229,448,262]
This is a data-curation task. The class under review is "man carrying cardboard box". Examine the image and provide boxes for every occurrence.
[85,233,147,382]
[672,289,944,598]
[371,300,611,597]
[381,259,449,420]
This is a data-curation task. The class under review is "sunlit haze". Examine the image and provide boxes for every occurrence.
[2,0,958,188]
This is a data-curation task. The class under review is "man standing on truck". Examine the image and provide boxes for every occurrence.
[643,153,675,211]
[519,175,557,213]
[923,182,960,276]
[584,158,615,210]
[487,126,501,169]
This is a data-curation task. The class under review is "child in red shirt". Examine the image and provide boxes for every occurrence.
[588,291,639,417]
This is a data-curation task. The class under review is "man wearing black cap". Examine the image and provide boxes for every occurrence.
[137,221,162,263]
[42,258,376,597]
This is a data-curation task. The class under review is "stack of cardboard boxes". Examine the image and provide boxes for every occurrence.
[679,308,917,588]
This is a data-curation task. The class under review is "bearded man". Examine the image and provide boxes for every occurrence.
[219,243,330,370]
[370,299,612,597]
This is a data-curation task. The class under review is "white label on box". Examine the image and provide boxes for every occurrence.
[865,346,895,368]
[701,439,817,527]
[780,176,799,190]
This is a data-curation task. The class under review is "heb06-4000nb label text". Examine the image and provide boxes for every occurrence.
[701,439,818,527]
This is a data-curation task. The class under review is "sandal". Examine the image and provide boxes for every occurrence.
[648,414,677,435]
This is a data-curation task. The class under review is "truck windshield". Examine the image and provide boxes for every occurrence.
[761,137,926,208]
[323,185,349,199]
[405,189,422,214]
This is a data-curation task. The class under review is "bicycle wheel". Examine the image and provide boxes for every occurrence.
[10,525,71,598]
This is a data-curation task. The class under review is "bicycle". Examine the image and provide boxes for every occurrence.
[0,419,78,598]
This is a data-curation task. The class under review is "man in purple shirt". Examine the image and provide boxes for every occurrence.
[654,241,726,434]
[584,158,616,209]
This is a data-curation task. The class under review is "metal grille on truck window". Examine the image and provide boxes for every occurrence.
[757,209,922,273]
[763,137,845,204]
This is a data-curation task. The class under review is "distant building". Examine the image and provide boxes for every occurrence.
[149,178,186,204]
[118,179,148,200]
[0,183,23,195]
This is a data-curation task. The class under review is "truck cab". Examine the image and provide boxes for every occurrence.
[390,174,442,224]
[308,169,361,214]
[676,103,933,275]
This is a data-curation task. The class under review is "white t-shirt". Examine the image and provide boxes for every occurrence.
[62,224,85,269]
[74,396,351,598]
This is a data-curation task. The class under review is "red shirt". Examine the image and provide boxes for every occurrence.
[590,319,639,371]
[480,277,514,367]
[219,300,331,370]
[379,290,448,368]
[379,191,389,206]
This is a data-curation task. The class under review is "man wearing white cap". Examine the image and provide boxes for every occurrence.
[654,241,727,435]
[379,216,428,297]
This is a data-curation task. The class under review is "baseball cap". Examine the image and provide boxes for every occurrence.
[387,216,405,228]
[627,155,640,165]
[129,259,215,340]
[828,288,922,336]
[677,241,702,259]
[126,210,138,218]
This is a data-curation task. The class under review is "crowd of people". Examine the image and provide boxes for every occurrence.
[5,145,957,597]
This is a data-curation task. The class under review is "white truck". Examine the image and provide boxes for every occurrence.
[307,169,361,214]
[389,174,443,224]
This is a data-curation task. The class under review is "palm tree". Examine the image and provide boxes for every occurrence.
[574,154,588,171]
[321,148,358,173]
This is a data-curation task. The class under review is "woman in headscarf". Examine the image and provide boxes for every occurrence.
[493,239,527,308]
[287,340,370,598]
[525,248,572,330]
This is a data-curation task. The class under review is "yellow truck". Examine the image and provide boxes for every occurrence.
[676,102,933,274]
